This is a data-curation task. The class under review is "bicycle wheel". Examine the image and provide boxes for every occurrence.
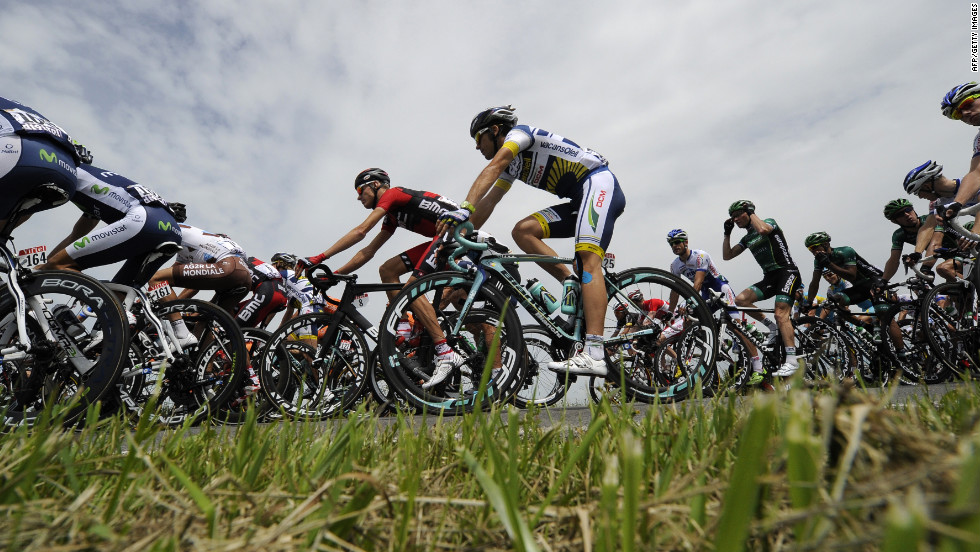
[603,267,718,403]
[121,299,247,425]
[259,312,369,419]
[212,328,276,425]
[709,325,752,394]
[377,271,524,415]
[918,282,979,376]
[588,375,627,405]
[795,316,859,383]
[0,270,128,427]
[510,325,572,408]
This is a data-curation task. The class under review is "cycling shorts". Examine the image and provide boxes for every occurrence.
[235,279,288,327]
[529,167,626,258]
[0,135,76,220]
[748,268,801,304]
[68,205,182,287]
[173,255,251,291]
[833,281,874,307]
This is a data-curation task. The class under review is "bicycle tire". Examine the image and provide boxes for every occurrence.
[116,299,247,425]
[377,271,524,415]
[918,282,979,376]
[510,325,572,408]
[212,327,277,425]
[258,312,370,419]
[0,270,128,427]
[602,267,718,403]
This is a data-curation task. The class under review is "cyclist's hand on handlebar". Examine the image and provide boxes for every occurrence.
[939,201,963,223]
[439,207,470,228]
[296,253,326,275]
[902,251,922,266]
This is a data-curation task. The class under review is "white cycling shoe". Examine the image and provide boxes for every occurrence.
[773,360,799,377]
[423,352,462,389]
[547,351,608,377]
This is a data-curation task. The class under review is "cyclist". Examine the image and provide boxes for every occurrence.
[1,96,86,234]
[234,256,289,328]
[38,164,183,288]
[666,228,766,384]
[271,252,336,346]
[937,83,980,226]
[882,197,936,281]
[147,224,251,344]
[297,168,465,389]
[437,105,626,377]
[801,232,908,360]
[721,200,801,377]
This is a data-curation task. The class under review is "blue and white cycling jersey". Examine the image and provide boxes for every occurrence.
[175,224,246,264]
[669,249,730,293]
[496,125,609,199]
[0,97,80,163]
[72,165,172,222]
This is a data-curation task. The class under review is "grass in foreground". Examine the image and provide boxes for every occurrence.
[1,382,979,551]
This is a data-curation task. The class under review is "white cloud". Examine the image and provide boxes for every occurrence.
[5,0,975,320]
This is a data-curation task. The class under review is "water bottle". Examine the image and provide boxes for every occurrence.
[53,305,86,339]
[526,278,559,314]
[560,274,581,315]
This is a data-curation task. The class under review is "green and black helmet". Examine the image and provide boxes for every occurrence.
[728,200,755,216]
[804,231,831,248]
[883,198,913,220]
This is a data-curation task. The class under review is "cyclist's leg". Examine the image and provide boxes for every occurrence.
[574,170,626,365]
[512,209,571,282]
[772,270,802,376]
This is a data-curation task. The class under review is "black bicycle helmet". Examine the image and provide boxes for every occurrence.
[728,200,755,216]
[883,198,913,220]
[469,105,518,138]
[354,168,390,191]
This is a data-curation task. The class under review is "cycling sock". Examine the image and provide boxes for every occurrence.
[751,355,763,373]
[586,334,604,360]
[171,319,190,339]
[785,347,797,363]
[434,339,452,357]
[763,318,779,332]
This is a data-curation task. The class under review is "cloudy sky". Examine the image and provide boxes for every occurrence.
[5,0,976,308]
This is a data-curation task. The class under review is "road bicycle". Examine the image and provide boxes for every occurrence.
[256,266,401,419]
[0,187,129,427]
[376,223,718,414]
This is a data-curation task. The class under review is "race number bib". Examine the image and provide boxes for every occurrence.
[602,252,615,270]
[352,293,369,308]
[18,245,47,268]
[145,281,173,302]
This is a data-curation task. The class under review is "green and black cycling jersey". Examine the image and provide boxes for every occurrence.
[891,215,974,250]
[738,218,797,273]
[815,246,883,286]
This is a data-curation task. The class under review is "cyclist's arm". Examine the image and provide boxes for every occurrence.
[315,207,387,260]
[335,229,393,275]
[465,146,515,207]
[471,185,508,230]
[806,270,821,307]
[954,156,980,210]
[748,214,774,235]
[722,237,743,260]
[882,248,902,281]
[917,214,938,254]
[826,260,858,282]
[690,270,707,293]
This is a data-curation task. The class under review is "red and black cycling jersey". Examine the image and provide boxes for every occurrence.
[376,187,459,237]
[245,257,282,286]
